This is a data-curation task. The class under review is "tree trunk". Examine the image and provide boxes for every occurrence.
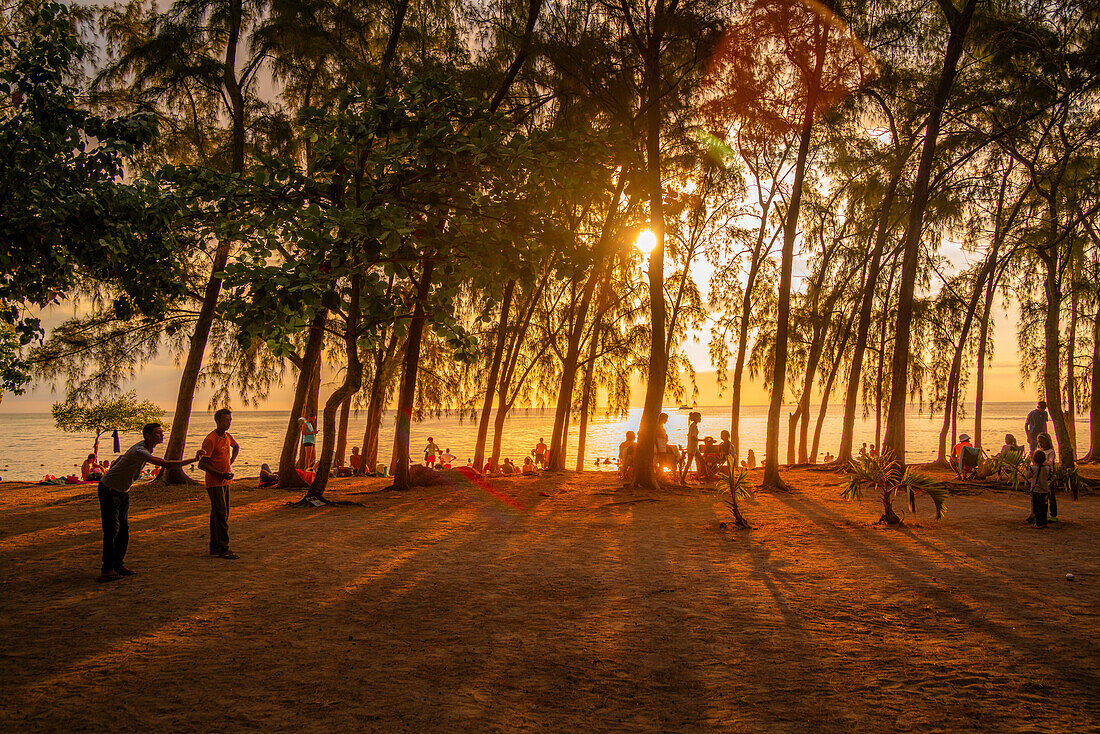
[278,309,328,488]
[632,28,669,491]
[936,265,990,463]
[1066,270,1077,453]
[1040,200,1075,470]
[882,0,976,465]
[730,258,763,463]
[474,281,515,471]
[1086,280,1100,462]
[390,259,434,490]
[335,389,353,469]
[158,0,247,484]
[307,277,362,499]
[575,319,603,471]
[838,164,904,463]
[974,249,999,451]
[763,20,825,490]
[357,329,400,475]
[812,310,855,462]
[548,177,625,471]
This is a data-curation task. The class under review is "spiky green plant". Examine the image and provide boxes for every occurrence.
[1053,465,1083,501]
[842,454,946,525]
[990,449,1027,491]
[717,458,752,529]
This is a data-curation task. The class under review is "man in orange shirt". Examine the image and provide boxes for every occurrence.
[198,408,240,559]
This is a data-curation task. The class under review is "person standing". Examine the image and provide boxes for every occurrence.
[424,437,441,467]
[96,423,204,582]
[535,438,548,468]
[681,412,702,484]
[298,416,317,470]
[199,409,240,560]
[1027,450,1051,528]
[1025,401,1048,453]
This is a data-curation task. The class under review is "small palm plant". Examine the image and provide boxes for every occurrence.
[718,459,752,529]
[843,454,946,525]
[991,450,1027,491]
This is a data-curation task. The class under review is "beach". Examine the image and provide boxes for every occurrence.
[1,466,1098,732]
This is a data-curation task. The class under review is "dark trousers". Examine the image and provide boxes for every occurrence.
[1049,485,1058,518]
[207,485,231,555]
[97,483,130,573]
[1031,492,1049,527]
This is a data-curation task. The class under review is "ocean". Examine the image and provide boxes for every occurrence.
[0,401,1047,482]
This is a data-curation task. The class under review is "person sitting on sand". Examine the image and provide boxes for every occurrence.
[746,449,757,470]
[951,434,977,480]
[502,458,517,474]
[82,453,102,481]
[259,463,278,487]
[350,447,361,473]
[522,457,537,475]
[619,431,636,481]
[823,451,833,463]
[424,437,441,467]
[439,448,455,468]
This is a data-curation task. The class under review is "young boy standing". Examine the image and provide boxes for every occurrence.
[1027,450,1051,529]
[199,409,240,559]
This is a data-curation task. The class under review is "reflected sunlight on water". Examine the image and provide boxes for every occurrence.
[0,402,1040,481]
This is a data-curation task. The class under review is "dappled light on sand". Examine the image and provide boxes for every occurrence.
[2,467,1100,731]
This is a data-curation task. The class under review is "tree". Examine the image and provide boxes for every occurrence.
[52,392,164,455]
[0,1,183,397]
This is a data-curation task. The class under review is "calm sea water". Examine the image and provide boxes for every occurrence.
[0,402,1046,481]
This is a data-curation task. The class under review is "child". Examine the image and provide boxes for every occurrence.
[1027,450,1051,529]
[1037,433,1058,521]
[424,437,441,467]
[439,448,455,468]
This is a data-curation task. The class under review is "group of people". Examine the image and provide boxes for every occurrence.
[95,408,240,583]
[945,400,1062,528]
[80,455,111,482]
[615,412,759,484]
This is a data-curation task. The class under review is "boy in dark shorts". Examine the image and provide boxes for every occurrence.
[199,408,240,559]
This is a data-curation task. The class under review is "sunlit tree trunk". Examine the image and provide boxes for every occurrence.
[883,0,976,465]
[278,309,327,488]
[474,281,514,471]
[1040,197,1075,469]
[548,177,624,471]
[632,25,669,491]
[763,20,825,490]
[576,319,603,471]
[838,163,904,463]
[357,329,400,476]
[308,276,362,499]
[1066,267,1077,453]
[391,259,434,490]
[159,0,247,484]
[936,265,990,463]
[1086,282,1100,462]
[812,310,855,462]
[335,391,353,468]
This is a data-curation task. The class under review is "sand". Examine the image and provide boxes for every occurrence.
[1,465,1099,733]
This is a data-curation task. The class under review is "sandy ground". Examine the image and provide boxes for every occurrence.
[1,465,1099,733]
